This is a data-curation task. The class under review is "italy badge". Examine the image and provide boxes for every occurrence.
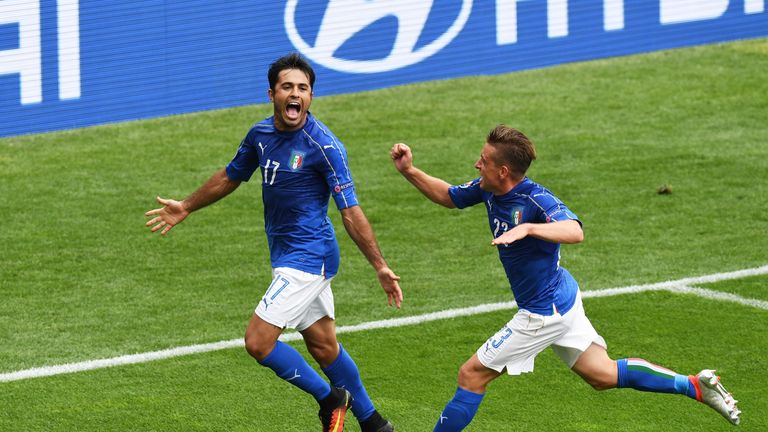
[512,207,523,225]
[289,150,305,170]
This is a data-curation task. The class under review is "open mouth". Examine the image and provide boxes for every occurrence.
[285,102,301,120]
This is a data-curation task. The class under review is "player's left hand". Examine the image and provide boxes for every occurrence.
[376,267,403,309]
[491,224,530,246]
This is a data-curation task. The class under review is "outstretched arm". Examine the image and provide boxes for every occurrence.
[145,168,241,235]
[491,219,584,246]
[340,205,403,308]
[390,143,455,208]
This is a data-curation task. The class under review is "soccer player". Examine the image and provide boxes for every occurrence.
[390,125,741,431]
[146,53,400,432]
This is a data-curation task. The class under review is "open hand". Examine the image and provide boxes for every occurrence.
[491,224,530,246]
[144,196,189,235]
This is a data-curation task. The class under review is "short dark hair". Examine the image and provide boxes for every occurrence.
[486,125,537,179]
[268,53,316,91]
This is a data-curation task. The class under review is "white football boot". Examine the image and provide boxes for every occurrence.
[692,370,741,425]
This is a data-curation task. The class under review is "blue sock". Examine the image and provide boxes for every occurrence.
[322,343,376,421]
[617,358,697,399]
[433,388,485,432]
[258,341,331,401]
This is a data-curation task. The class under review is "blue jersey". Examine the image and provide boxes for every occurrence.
[449,177,580,315]
[225,113,358,277]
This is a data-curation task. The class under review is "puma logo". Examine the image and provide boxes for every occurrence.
[286,369,301,382]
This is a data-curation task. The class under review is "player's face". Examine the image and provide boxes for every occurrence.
[269,69,313,132]
[475,143,504,193]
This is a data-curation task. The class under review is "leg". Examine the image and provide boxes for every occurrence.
[251,268,355,431]
[571,341,696,396]
[303,318,391,431]
[244,313,283,362]
[570,343,617,390]
[433,308,559,432]
[244,313,331,401]
[433,355,500,432]
[609,349,696,397]
[558,293,688,394]
[457,354,503,393]
[300,316,340,368]
[572,343,740,425]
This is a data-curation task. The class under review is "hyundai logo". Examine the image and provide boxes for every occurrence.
[284,0,473,73]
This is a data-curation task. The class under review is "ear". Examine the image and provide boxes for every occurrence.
[499,164,510,179]
[268,88,274,102]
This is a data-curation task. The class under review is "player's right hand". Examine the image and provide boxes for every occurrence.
[390,143,413,174]
[144,196,189,236]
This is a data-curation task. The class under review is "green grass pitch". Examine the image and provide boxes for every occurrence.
[1,38,767,431]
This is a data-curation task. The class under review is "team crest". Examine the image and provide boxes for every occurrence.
[289,150,305,170]
[512,207,524,225]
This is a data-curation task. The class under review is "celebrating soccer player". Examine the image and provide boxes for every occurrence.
[390,125,740,431]
[146,53,400,432]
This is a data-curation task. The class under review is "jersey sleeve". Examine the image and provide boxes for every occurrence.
[225,128,260,182]
[530,191,581,225]
[448,178,484,209]
[318,140,359,210]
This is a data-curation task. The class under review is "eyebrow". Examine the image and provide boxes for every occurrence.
[279,81,310,88]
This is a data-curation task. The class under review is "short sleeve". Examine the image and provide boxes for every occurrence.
[530,191,581,225]
[225,128,260,182]
[448,178,485,209]
[318,141,359,210]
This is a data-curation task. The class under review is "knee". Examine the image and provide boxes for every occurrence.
[588,379,612,391]
[584,371,617,391]
[573,348,618,391]
[457,363,480,392]
[244,333,274,362]
[456,356,500,393]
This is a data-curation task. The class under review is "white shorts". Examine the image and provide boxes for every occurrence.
[477,291,607,375]
[255,267,335,331]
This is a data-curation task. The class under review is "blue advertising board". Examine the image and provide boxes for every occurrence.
[1,0,766,137]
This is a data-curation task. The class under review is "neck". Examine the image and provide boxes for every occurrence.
[494,177,523,196]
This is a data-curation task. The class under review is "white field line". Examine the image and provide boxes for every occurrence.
[673,285,768,310]
[2,265,767,383]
